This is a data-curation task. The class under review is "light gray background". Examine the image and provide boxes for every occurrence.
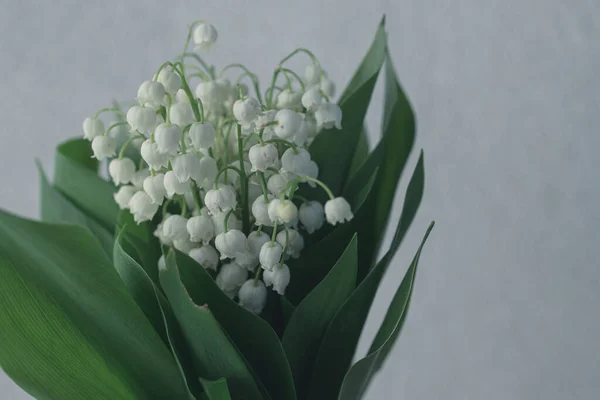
[1,0,599,399]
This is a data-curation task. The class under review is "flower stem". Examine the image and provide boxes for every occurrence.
[223,209,234,232]
[94,108,126,119]
[237,123,250,234]
[258,172,269,202]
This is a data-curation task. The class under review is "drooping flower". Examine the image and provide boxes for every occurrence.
[189,245,219,271]
[193,23,218,51]
[276,89,302,109]
[252,195,274,226]
[248,143,279,172]
[127,105,157,133]
[108,158,136,185]
[276,228,304,259]
[169,103,195,127]
[154,123,181,155]
[163,170,189,198]
[238,279,267,314]
[157,68,182,94]
[233,97,261,126]
[162,215,190,242]
[187,214,215,244]
[301,86,323,110]
[216,262,248,299]
[172,153,201,183]
[299,201,325,233]
[324,197,353,225]
[273,109,302,140]
[140,140,169,170]
[188,122,215,151]
[129,191,159,223]
[314,102,342,131]
[263,264,291,295]
[82,117,105,141]
[113,185,138,210]
[91,136,116,160]
[214,229,247,260]
[268,199,298,225]
[142,173,167,205]
[204,185,237,214]
[259,241,283,271]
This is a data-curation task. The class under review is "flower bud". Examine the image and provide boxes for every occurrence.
[281,147,311,176]
[252,194,274,226]
[263,264,291,295]
[163,170,189,198]
[273,109,302,140]
[193,23,218,51]
[127,105,157,133]
[320,75,335,97]
[324,197,353,225]
[128,191,159,223]
[113,185,137,209]
[233,97,261,126]
[204,185,237,214]
[304,64,320,85]
[276,89,302,109]
[189,122,215,150]
[238,279,267,314]
[216,262,247,298]
[276,229,304,259]
[189,245,219,271]
[259,242,283,271]
[248,143,278,172]
[154,123,181,155]
[299,201,325,233]
[157,69,182,94]
[215,229,247,260]
[315,102,342,131]
[91,136,116,160]
[172,153,201,183]
[140,140,168,170]
[108,158,136,185]
[83,117,105,141]
[163,215,190,242]
[301,86,323,110]
[169,103,195,127]
[143,173,166,205]
[268,199,298,225]
[187,215,215,244]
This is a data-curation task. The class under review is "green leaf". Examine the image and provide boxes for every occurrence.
[53,138,119,229]
[199,378,232,400]
[37,161,114,255]
[283,235,358,398]
[338,221,435,400]
[347,128,370,178]
[174,251,296,400]
[306,18,386,199]
[0,255,136,400]
[0,210,191,399]
[159,251,263,400]
[305,154,425,400]
[116,210,161,283]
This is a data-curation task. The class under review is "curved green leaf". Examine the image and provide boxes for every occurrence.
[0,210,190,399]
[283,235,358,398]
[53,138,119,229]
[199,378,232,400]
[347,128,370,179]
[116,210,161,283]
[338,222,435,399]
[160,251,263,400]
[174,251,296,400]
[305,154,425,400]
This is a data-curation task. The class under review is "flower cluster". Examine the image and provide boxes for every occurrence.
[83,21,353,314]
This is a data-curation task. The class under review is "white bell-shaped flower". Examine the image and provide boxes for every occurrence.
[154,123,181,155]
[212,211,242,235]
[263,264,291,295]
[163,170,189,198]
[252,194,274,226]
[128,191,159,223]
[169,103,195,127]
[276,229,304,259]
[127,105,157,133]
[216,262,247,298]
[281,148,311,176]
[83,117,105,141]
[276,89,302,109]
[259,242,283,271]
[189,245,219,271]
[154,217,172,245]
[108,158,135,185]
[131,169,150,187]
[233,97,261,126]
[215,229,247,260]
[175,88,191,103]
[320,76,335,97]
[157,68,182,94]
[146,81,166,108]
[140,140,169,171]
[193,23,218,51]
[294,119,310,147]
[247,231,270,256]
[248,143,278,172]
[136,81,151,104]
[304,64,320,85]
[91,136,116,160]
[268,199,298,225]
[197,156,218,191]
[195,80,227,109]
[189,122,215,151]
[255,110,277,139]
[235,250,259,270]
[172,153,201,183]
[142,173,166,205]
[174,238,196,253]
[315,103,342,131]
[238,280,267,314]
[299,201,325,233]
[163,215,190,242]
[267,173,288,196]
[301,86,323,110]
[273,109,302,140]
[113,185,138,210]
[204,185,237,214]
[187,214,215,244]
[302,161,319,188]
[324,197,353,225]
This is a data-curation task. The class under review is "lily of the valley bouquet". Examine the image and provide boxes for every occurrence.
[0,16,433,400]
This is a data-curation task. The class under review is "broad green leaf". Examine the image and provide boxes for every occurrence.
[283,236,358,399]
[174,251,296,400]
[0,210,191,399]
[305,154,425,400]
[306,18,386,199]
[160,251,263,400]
[54,138,119,229]
[0,255,136,400]
[199,378,232,400]
[347,128,370,178]
[37,162,113,255]
[116,210,161,283]
[338,221,435,399]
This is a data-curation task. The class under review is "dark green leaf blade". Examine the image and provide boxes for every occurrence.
[338,222,435,400]
[0,210,190,399]
[199,377,232,400]
[305,154,425,400]
[53,138,119,229]
[283,235,358,398]
[347,128,370,179]
[159,251,263,400]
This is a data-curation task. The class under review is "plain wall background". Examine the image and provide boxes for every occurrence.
[1,0,599,398]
